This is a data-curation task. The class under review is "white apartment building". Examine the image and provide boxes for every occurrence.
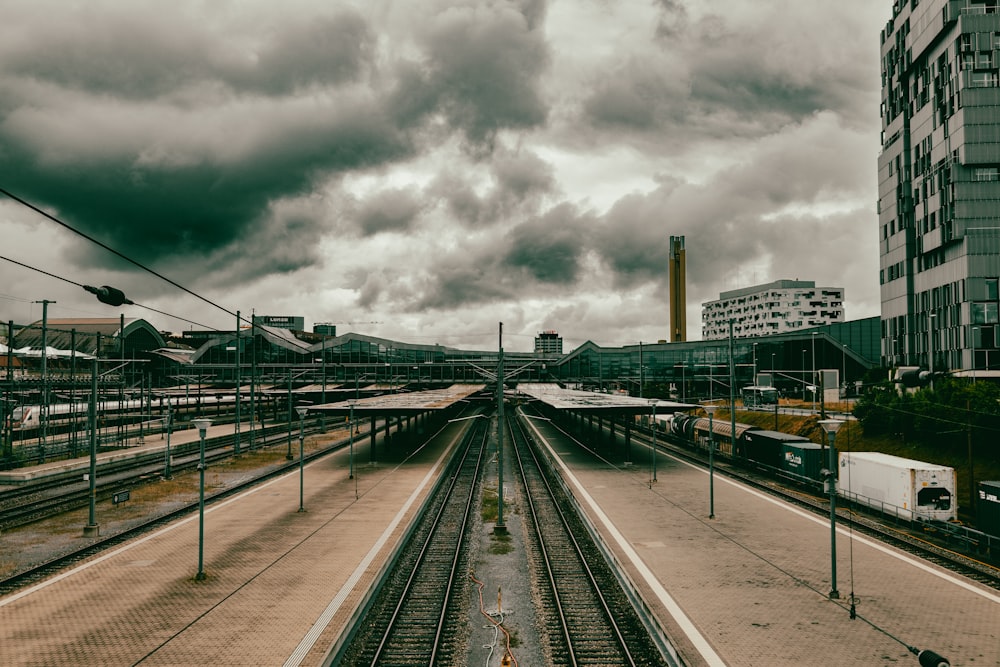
[701,280,845,340]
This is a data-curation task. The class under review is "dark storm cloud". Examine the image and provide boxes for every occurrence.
[592,110,872,293]
[3,8,372,99]
[0,101,408,263]
[356,187,424,236]
[504,204,590,284]
[581,4,879,146]
[0,4,401,267]
[654,0,689,39]
[401,202,590,312]
[429,147,557,226]
[404,3,551,147]
[0,1,558,280]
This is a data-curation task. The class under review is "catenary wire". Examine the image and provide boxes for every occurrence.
[0,253,217,330]
[0,186,240,321]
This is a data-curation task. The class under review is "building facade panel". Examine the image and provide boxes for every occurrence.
[878,0,1000,375]
[701,280,844,340]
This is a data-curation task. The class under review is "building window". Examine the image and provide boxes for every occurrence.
[974,167,1000,181]
[972,302,999,324]
[987,278,999,300]
[970,71,999,87]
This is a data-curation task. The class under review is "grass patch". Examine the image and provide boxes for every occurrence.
[488,532,513,555]
[481,486,499,523]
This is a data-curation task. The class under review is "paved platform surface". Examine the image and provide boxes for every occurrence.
[0,419,466,666]
[523,416,1000,667]
[4,411,998,666]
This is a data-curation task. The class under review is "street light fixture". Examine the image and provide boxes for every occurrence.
[801,350,807,401]
[164,398,173,480]
[703,403,718,519]
[649,399,658,484]
[818,418,842,600]
[296,406,309,513]
[971,325,979,383]
[928,312,937,391]
[193,418,212,581]
[347,400,357,498]
[811,332,818,414]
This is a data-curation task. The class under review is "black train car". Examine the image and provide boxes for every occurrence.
[740,429,813,471]
[980,481,1000,538]
[779,441,828,485]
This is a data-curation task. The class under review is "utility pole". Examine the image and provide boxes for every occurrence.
[495,322,506,533]
[728,319,736,456]
[234,310,241,456]
[34,299,55,463]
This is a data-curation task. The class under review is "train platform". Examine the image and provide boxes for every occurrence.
[0,418,468,666]
[521,416,1000,666]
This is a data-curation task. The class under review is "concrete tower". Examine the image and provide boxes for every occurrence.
[668,235,687,341]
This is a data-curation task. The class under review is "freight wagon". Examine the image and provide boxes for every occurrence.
[838,452,957,522]
[979,481,1000,538]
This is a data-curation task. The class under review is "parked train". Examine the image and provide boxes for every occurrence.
[657,412,957,523]
[5,394,239,435]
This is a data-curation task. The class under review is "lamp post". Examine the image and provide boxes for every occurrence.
[286,371,294,459]
[704,403,717,519]
[811,331,818,413]
[801,350,807,401]
[928,312,937,391]
[347,400,356,482]
[971,327,977,382]
[164,398,173,480]
[193,418,212,581]
[752,342,758,385]
[296,406,308,512]
[649,399,658,484]
[818,418,842,599]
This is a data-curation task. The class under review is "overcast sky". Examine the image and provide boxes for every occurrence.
[0,0,893,352]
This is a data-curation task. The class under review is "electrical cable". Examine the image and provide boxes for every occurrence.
[0,253,217,330]
[0,186,239,321]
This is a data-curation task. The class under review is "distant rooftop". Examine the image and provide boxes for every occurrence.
[717,280,818,301]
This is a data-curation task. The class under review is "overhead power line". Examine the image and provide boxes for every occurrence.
[0,186,239,321]
[0,253,217,330]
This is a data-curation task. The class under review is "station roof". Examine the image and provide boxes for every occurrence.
[518,383,697,414]
[308,384,487,416]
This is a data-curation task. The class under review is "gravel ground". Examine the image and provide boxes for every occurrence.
[463,450,547,667]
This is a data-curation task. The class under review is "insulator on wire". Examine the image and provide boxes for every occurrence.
[83,284,134,307]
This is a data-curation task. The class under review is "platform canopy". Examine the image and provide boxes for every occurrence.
[308,384,487,416]
[518,383,697,414]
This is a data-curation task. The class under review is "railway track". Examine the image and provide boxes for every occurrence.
[0,421,361,595]
[509,412,675,667]
[0,422,320,531]
[330,413,487,666]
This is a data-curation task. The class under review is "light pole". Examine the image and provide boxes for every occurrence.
[818,418,842,600]
[928,312,937,391]
[801,350,807,401]
[286,371,294,459]
[752,342,758,385]
[704,403,717,519]
[296,406,308,512]
[193,418,212,581]
[649,399,658,484]
[164,398,173,480]
[971,325,979,383]
[347,400,356,482]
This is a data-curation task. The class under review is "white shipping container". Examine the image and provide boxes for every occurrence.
[837,452,957,522]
